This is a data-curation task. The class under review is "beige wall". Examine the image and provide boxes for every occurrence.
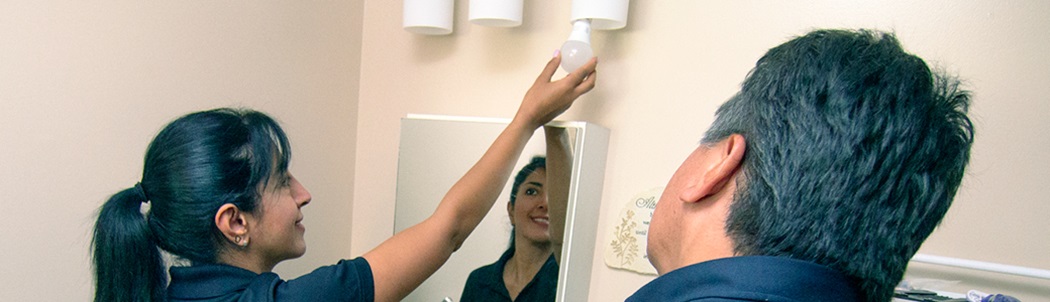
[3,1,1049,301]
[0,1,362,300]
[352,1,1050,301]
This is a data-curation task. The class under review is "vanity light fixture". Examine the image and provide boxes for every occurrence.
[469,0,523,27]
[403,0,455,35]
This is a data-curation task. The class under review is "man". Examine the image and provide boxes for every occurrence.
[629,29,974,302]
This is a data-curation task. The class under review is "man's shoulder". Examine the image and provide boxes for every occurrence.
[626,256,863,302]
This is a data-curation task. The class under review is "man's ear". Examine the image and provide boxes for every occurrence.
[679,134,746,203]
[215,203,249,245]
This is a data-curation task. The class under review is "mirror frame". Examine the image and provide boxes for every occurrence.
[546,120,609,302]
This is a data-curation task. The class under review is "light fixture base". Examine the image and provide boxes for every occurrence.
[566,19,592,44]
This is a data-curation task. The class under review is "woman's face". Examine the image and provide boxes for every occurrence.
[509,168,550,245]
[252,172,312,265]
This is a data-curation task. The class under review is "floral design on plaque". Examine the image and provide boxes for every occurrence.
[610,210,639,266]
[603,186,660,275]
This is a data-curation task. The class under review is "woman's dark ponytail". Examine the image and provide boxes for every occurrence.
[92,185,166,302]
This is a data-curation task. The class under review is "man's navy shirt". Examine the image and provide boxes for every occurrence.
[627,256,862,302]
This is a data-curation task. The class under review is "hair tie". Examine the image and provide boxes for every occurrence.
[134,182,150,203]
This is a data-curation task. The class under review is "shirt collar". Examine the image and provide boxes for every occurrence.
[167,263,279,299]
[628,256,862,302]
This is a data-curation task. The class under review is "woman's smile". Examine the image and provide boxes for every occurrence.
[530,215,549,227]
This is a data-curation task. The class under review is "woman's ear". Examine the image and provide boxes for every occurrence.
[506,201,515,226]
[678,134,746,203]
[215,203,250,246]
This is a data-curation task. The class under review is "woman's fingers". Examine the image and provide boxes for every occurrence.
[574,68,597,97]
[566,57,597,84]
[571,57,598,77]
[535,55,562,86]
[562,57,597,97]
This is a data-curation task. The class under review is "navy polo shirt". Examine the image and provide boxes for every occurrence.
[167,257,374,302]
[627,256,862,302]
[460,248,559,302]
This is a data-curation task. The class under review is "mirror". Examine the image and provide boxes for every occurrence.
[394,114,609,302]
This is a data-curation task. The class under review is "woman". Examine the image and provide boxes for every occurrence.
[91,55,597,302]
[460,156,559,302]
[460,125,573,302]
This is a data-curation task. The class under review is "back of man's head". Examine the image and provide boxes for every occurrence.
[701,29,974,301]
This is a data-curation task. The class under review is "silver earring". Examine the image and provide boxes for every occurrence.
[239,237,249,247]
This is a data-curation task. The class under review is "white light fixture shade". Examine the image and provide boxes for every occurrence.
[404,0,454,35]
[570,0,629,30]
[469,0,523,27]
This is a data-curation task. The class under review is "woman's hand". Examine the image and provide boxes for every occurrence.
[514,54,598,129]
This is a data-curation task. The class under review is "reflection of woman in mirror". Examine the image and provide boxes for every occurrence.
[90,56,597,301]
[460,127,573,302]
[461,156,557,301]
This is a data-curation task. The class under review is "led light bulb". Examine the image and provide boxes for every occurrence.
[560,19,593,73]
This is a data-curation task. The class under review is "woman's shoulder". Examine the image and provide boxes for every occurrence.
[169,258,375,302]
[466,258,503,281]
[283,258,373,288]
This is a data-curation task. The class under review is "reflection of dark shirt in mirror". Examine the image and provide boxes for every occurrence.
[460,248,558,302]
